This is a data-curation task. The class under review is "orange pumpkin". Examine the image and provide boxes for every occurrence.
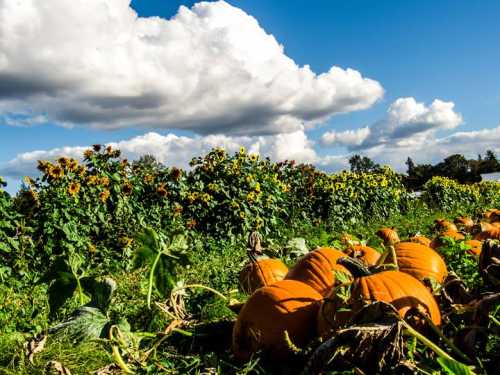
[408,235,432,247]
[376,227,400,245]
[478,240,500,286]
[317,259,441,338]
[233,279,322,360]
[344,244,381,267]
[430,230,465,249]
[464,239,482,256]
[474,228,500,241]
[434,219,458,232]
[395,242,448,283]
[484,209,500,222]
[239,258,288,294]
[454,216,474,232]
[285,247,350,296]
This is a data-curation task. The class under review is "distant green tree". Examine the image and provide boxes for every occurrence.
[349,154,380,173]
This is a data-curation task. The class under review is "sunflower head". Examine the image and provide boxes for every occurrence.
[83,149,93,159]
[93,144,102,152]
[37,160,51,173]
[99,176,110,187]
[68,182,81,196]
[67,158,78,171]
[23,176,35,186]
[186,218,197,229]
[86,175,98,185]
[48,165,64,179]
[157,183,168,198]
[99,189,110,202]
[57,157,69,167]
[171,167,182,181]
[122,182,133,195]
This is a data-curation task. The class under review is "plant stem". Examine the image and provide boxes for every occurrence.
[400,319,456,362]
[147,251,163,309]
[173,284,228,301]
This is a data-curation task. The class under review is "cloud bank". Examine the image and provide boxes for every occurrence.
[0,0,383,135]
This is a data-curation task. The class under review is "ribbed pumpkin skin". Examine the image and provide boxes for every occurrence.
[376,228,400,245]
[430,230,465,249]
[434,219,458,232]
[409,235,432,247]
[345,245,381,267]
[232,280,322,361]
[454,217,474,232]
[239,259,289,294]
[474,228,500,241]
[317,271,441,338]
[395,242,448,283]
[464,240,482,256]
[285,247,349,296]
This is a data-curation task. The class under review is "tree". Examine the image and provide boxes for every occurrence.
[132,154,164,173]
[349,154,380,173]
[406,157,415,175]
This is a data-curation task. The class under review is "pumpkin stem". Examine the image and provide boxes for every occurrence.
[374,245,399,271]
[337,257,372,277]
[247,231,263,263]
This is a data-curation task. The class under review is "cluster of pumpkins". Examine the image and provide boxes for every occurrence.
[231,209,500,361]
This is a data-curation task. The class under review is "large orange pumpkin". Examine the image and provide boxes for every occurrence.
[479,240,500,286]
[317,259,441,338]
[474,228,500,241]
[408,235,432,247]
[285,247,350,296]
[239,258,288,294]
[464,239,482,256]
[430,230,465,249]
[344,244,381,267]
[376,227,400,245]
[395,242,448,283]
[232,279,322,360]
[434,219,458,232]
[454,216,474,232]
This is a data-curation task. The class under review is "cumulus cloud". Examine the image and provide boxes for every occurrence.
[0,130,326,179]
[0,0,383,135]
[321,97,463,150]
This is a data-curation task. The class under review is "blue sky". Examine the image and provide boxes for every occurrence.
[1,0,499,193]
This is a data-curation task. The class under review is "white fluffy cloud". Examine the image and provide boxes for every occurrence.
[0,0,383,135]
[321,97,463,150]
[0,130,325,179]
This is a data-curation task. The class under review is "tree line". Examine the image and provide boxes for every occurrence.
[348,150,500,190]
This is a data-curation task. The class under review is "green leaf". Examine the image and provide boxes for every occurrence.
[48,271,77,316]
[437,357,476,375]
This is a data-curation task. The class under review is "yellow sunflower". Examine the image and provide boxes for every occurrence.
[86,175,98,185]
[99,176,110,187]
[99,189,110,202]
[48,165,64,179]
[122,182,133,195]
[83,149,93,159]
[68,182,81,196]
[67,158,78,171]
[157,183,168,198]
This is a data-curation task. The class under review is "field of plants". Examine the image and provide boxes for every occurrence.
[0,145,499,374]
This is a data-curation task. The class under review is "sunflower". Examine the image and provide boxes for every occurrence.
[37,160,51,173]
[77,166,87,178]
[143,174,154,184]
[86,175,98,185]
[48,165,64,179]
[173,204,183,216]
[157,183,168,198]
[57,157,69,167]
[105,145,113,154]
[254,182,261,193]
[239,211,246,219]
[68,182,81,196]
[93,144,102,152]
[23,176,34,186]
[83,149,93,159]
[99,176,110,187]
[67,158,78,171]
[99,189,110,202]
[249,153,259,162]
[239,146,246,155]
[122,182,133,195]
[186,218,197,230]
[170,167,182,181]
[120,159,129,169]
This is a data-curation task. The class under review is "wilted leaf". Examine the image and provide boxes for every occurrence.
[25,334,47,364]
